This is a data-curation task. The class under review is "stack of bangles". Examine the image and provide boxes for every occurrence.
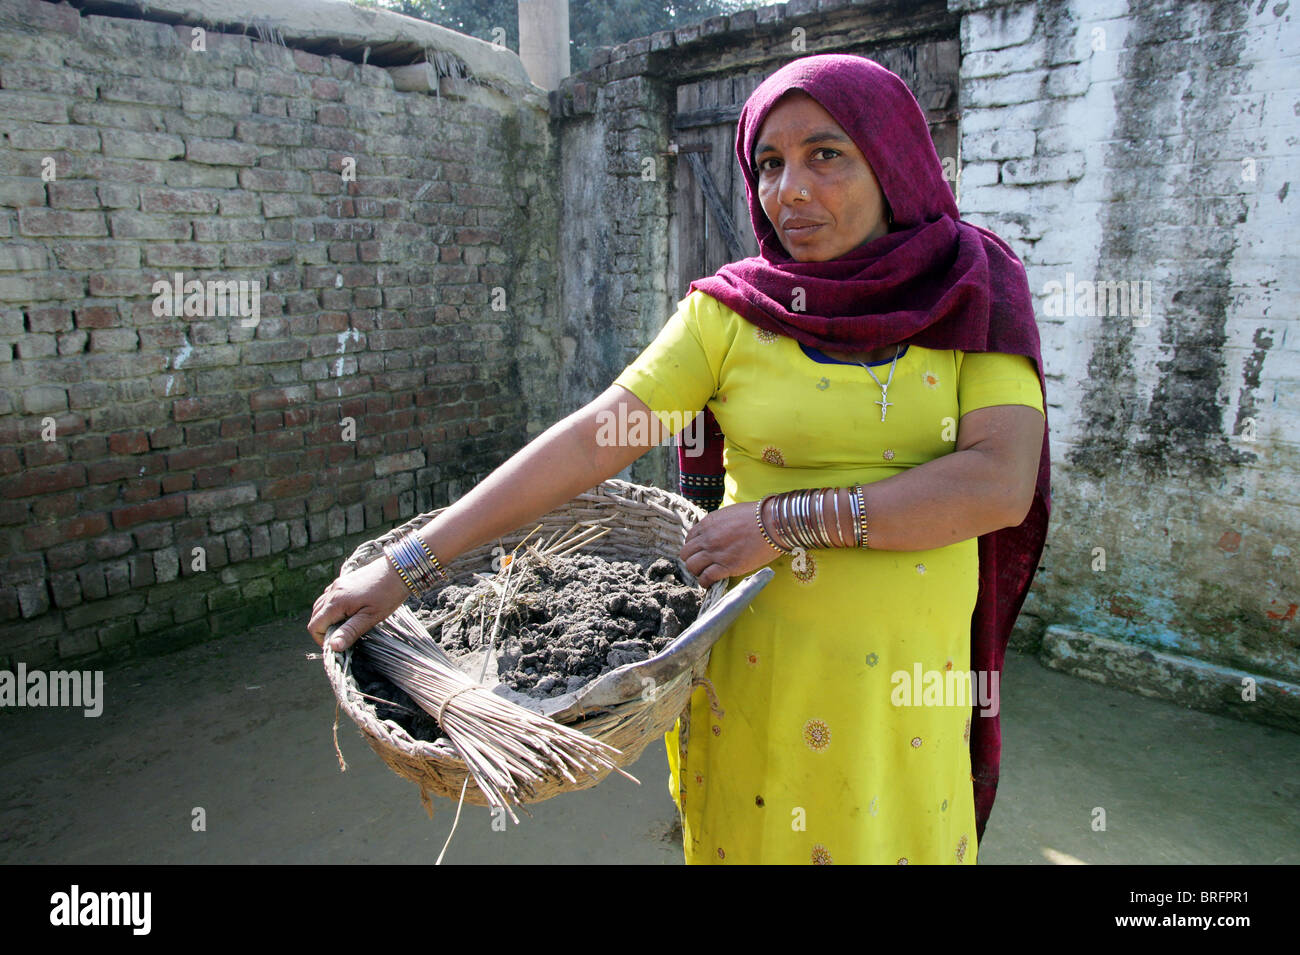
[754,484,870,553]
[382,532,448,597]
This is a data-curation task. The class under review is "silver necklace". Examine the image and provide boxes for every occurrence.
[856,346,902,422]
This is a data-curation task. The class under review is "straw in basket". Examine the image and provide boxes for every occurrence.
[322,479,773,819]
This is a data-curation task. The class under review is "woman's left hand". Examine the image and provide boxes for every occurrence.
[680,501,784,589]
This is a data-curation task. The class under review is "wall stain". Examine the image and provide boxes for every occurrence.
[1069,0,1257,480]
[1232,325,1273,441]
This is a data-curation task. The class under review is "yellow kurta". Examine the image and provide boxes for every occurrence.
[613,290,1044,865]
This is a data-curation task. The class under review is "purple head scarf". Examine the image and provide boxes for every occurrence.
[677,54,1052,843]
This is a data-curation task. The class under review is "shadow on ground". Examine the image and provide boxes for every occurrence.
[1,614,1296,864]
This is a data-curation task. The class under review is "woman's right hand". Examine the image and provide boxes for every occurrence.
[307,556,412,651]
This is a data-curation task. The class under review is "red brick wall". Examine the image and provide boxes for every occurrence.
[0,1,557,665]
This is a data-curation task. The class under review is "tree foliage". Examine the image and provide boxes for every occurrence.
[355,0,759,71]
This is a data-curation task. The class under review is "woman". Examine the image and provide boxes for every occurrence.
[309,54,1050,865]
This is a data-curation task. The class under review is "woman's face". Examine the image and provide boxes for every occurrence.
[752,91,890,262]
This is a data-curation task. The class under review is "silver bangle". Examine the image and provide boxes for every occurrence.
[821,488,832,548]
[815,488,831,548]
[811,488,821,548]
[788,490,805,550]
[791,490,804,549]
[774,493,792,551]
[806,489,820,549]
[848,488,862,547]
[798,489,814,549]
[811,488,821,549]
[776,493,788,550]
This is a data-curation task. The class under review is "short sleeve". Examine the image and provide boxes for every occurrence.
[612,292,721,433]
[957,351,1044,417]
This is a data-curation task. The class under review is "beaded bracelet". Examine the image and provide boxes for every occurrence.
[754,498,787,553]
[854,483,870,549]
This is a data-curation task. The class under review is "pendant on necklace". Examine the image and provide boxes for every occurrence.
[858,345,901,424]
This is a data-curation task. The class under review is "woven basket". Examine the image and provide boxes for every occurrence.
[322,479,765,815]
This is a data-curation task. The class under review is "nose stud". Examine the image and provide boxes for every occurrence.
[799,189,808,198]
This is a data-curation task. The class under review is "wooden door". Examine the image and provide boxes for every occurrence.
[672,71,765,293]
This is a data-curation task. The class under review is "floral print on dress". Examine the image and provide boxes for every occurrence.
[911,736,923,748]
[865,652,879,667]
[745,651,760,667]
[882,448,895,461]
[897,857,909,865]
[922,369,940,389]
[718,847,726,860]
[761,445,786,466]
[963,717,971,743]
[956,834,969,863]
[754,326,778,344]
[803,719,831,752]
[811,844,833,865]
[915,563,926,574]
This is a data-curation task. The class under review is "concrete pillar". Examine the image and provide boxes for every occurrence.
[517,0,570,90]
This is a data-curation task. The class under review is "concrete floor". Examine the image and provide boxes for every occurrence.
[2,614,1297,864]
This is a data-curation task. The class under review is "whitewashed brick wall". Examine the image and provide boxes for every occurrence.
[951,0,1299,683]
